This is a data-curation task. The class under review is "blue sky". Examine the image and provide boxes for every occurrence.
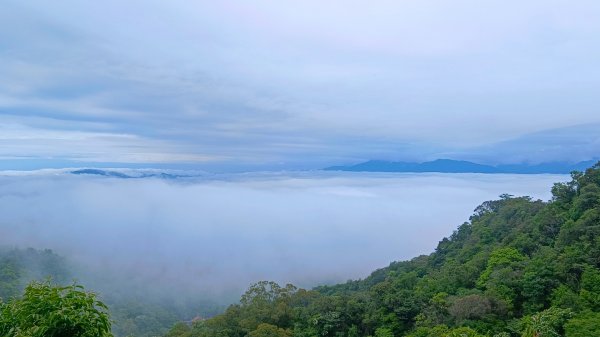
[2,1,600,170]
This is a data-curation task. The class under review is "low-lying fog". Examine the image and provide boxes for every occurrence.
[0,170,567,303]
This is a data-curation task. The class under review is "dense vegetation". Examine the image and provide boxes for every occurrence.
[165,163,600,337]
[0,248,221,337]
[0,248,70,301]
[0,281,113,337]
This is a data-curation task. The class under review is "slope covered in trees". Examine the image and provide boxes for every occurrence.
[166,162,600,337]
[0,248,71,301]
[0,248,221,337]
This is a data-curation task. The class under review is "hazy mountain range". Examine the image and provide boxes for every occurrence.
[67,159,598,179]
[325,159,597,174]
[70,168,202,179]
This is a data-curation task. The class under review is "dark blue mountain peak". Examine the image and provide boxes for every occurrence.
[70,169,196,179]
[71,169,131,178]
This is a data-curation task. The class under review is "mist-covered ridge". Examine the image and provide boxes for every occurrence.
[325,159,596,174]
[165,162,600,337]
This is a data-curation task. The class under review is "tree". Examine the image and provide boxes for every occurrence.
[579,266,600,310]
[164,322,192,337]
[478,248,526,311]
[248,323,291,337]
[444,326,486,337]
[0,281,113,337]
[564,312,600,337]
[160,163,600,337]
[478,248,525,287]
[374,327,394,337]
[239,281,297,332]
[448,294,494,323]
[520,307,572,337]
[0,259,20,301]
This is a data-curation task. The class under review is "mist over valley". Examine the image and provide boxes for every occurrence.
[0,170,566,301]
[2,1,600,336]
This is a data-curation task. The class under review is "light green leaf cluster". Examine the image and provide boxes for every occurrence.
[0,281,113,337]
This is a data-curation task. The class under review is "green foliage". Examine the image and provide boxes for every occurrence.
[165,322,193,337]
[0,281,113,337]
[492,333,510,337]
[448,294,494,323]
[247,323,291,337]
[477,247,525,288]
[520,247,559,314]
[0,261,20,302]
[520,307,573,337]
[0,248,70,302]
[0,247,223,337]
[579,266,600,310]
[406,325,449,337]
[550,285,582,312]
[154,162,600,337]
[444,326,486,337]
[373,327,393,337]
[563,311,600,337]
[109,299,183,337]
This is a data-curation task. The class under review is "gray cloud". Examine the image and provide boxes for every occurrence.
[1,1,600,167]
[446,123,600,165]
[0,171,567,300]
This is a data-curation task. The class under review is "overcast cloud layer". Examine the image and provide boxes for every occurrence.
[0,172,567,300]
[1,1,600,169]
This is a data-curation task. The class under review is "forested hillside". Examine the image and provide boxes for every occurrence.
[0,248,71,300]
[1,164,599,336]
[165,163,600,337]
[0,248,221,337]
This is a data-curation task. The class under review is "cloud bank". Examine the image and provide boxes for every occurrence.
[0,171,567,301]
[1,1,600,168]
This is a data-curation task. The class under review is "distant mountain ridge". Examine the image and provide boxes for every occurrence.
[70,168,199,179]
[324,159,596,174]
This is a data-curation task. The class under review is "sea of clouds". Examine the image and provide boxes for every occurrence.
[0,170,567,302]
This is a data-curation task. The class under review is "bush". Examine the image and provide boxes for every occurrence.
[0,281,113,337]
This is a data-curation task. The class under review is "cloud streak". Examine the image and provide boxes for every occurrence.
[1,1,600,168]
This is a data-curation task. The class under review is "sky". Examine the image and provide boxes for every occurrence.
[0,171,567,301]
[1,1,600,170]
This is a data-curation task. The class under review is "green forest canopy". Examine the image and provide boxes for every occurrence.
[0,247,224,337]
[165,162,600,337]
[1,162,600,337]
